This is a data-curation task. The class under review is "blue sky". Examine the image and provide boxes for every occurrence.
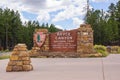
[0,0,118,30]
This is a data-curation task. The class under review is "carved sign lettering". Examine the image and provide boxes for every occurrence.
[49,30,77,52]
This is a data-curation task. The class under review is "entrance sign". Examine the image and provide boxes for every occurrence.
[49,30,77,52]
[34,32,46,47]
[31,24,94,57]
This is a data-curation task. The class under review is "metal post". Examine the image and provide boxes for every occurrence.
[87,0,89,17]
[85,0,90,24]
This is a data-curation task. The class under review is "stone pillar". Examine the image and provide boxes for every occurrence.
[6,44,33,72]
[77,24,94,54]
[34,29,49,52]
[29,29,49,57]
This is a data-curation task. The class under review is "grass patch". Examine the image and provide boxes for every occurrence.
[0,49,10,53]
[0,55,10,60]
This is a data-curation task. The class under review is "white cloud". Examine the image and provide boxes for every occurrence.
[55,25,64,30]
[0,0,7,8]
[37,11,50,21]
[46,0,63,8]
[91,0,108,2]
[91,0,117,2]
[0,0,24,11]
[91,0,118,3]
[72,17,84,27]
[52,0,87,22]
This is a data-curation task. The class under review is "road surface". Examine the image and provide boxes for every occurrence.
[0,54,120,80]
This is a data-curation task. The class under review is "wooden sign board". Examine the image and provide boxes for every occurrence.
[34,32,46,47]
[49,30,77,52]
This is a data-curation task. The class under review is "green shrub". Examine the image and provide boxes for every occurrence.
[4,49,9,52]
[118,47,120,53]
[111,46,120,54]
[94,45,108,57]
[94,45,106,51]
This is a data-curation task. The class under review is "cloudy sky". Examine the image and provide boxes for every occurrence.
[0,0,118,30]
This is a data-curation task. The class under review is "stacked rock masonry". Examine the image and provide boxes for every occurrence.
[77,24,94,54]
[29,29,49,57]
[34,29,49,52]
[29,47,40,57]
[6,44,33,72]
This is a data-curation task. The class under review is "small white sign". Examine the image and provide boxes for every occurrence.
[83,32,88,35]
